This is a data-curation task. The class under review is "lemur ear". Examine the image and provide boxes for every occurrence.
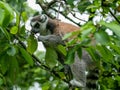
[40,14,48,23]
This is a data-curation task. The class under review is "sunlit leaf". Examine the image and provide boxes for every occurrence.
[57,45,67,56]
[19,47,33,66]
[27,35,38,54]
[80,21,95,39]
[62,30,79,40]
[45,47,58,68]
[81,28,93,39]
[10,26,18,34]
[22,11,28,22]
[62,32,72,40]
[0,8,5,27]
[15,12,19,27]
[42,81,51,90]
[0,1,14,27]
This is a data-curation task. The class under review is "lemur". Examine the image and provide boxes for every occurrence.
[30,14,98,90]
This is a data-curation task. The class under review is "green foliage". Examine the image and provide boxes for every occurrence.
[57,45,67,56]
[0,1,14,27]
[27,34,38,54]
[10,26,18,34]
[19,47,34,66]
[65,47,75,64]
[99,21,120,37]
[45,47,58,68]
[95,30,110,45]
[0,0,120,89]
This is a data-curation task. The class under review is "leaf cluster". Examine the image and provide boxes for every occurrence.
[0,0,120,90]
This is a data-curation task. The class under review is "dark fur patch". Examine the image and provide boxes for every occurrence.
[47,20,56,34]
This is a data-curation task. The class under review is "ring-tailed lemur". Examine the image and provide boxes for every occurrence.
[30,14,98,89]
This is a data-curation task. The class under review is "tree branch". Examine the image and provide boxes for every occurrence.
[14,35,68,83]
[37,0,81,26]
[109,9,120,24]
[51,7,81,26]
[47,0,59,8]
[70,12,87,22]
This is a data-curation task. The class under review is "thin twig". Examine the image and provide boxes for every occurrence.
[47,0,58,8]
[17,4,22,33]
[51,7,81,26]
[109,9,120,24]
[37,1,81,26]
[70,12,87,22]
[14,35,68,83]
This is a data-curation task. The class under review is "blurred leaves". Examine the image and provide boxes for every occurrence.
[27,35,38,54]
[99,21,120,37]
[10,26,18,34]
[0,1,14,27]
[95,30,110,45]
[45,47,58,68]
[19,47,34,66]
[0,0,120,89]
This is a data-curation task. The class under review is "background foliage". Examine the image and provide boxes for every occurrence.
[0,0,120,90]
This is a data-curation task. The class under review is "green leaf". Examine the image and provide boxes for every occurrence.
[78,1,91,12]
[45,47,58,68]
[77,47,82,59]
[0,54,9,74]
[7,45,16,56]
[66,0,74,7]
[65,47,77,64]
[95,30,110,45]
[42,81,51,90]
[22,11,28,22]
[7,56,19,83]
[0,78,3,86]
[27,35,38,54]
[110,44,120,54]
[99,21,120,37]
[15,12,20,27]
[81,21,95,31]
[80,21,95,39]
[0,1,14,20]
[81,28,93,39]
[62,32,72,40]
[96,45,113,62]
[19,47,33,66]
[57,45,67,56]
[62,30,79,40]
[86,47,98,61]
[0,27,11,41]
[0,1,14,27]
[0,8,5,26]
[10,26,18,34]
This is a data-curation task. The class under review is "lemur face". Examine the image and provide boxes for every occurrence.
[30,14,48,34]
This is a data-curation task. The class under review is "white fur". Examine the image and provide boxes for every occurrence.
[39,14,49,35]
[70,79,85,87]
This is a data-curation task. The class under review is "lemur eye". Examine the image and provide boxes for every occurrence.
[34,22,40,28]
